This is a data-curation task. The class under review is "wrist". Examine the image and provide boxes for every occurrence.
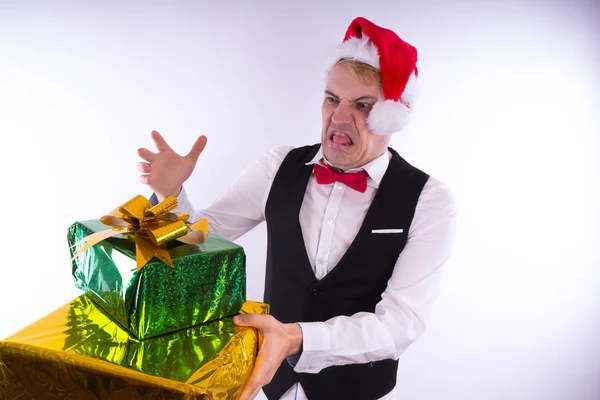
[284,323,303,356]
[156,186,182,202]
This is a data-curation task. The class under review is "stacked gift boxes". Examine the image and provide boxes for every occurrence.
[0,197,266,399]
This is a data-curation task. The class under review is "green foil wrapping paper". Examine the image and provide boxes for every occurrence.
[68,220,246,340]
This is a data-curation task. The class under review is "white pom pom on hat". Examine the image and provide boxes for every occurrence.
[325,17,419,135]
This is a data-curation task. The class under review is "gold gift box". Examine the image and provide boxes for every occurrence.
[0,295,268,399]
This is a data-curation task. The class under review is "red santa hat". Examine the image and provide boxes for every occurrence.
[325,17,418,135]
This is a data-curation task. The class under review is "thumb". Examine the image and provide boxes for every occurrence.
[186,135,208,162]
[234,313,270,328]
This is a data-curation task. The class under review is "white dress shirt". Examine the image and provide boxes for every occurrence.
[173,145,459,400]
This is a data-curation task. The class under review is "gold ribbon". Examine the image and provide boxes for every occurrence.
[71,195,209,271]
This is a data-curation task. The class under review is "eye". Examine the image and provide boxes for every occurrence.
[355,102,373,110]
[325,96,338,104]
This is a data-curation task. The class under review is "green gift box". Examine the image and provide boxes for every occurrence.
[68,219,246,340]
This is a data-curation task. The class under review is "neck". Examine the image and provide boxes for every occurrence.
[324,148,388,172]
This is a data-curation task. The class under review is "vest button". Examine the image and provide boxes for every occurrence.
[312,288,320,296]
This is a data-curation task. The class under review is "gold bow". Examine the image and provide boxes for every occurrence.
[71,195,209,271]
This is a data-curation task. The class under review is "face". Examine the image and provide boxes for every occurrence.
[321,63,391,171]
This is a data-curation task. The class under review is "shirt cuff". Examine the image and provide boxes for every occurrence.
[286,353,301,368]
[149,187,185,207]
[149,192,158,206]
[293,322,332,374]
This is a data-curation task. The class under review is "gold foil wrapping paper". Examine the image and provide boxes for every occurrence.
[0,295,269,399]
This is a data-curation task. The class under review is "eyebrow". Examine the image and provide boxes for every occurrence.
[324,90,378,102]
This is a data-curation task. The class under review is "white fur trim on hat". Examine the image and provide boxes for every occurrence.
[400,70,418,106]
[324,35,380,72]
[367,100,410,135]
[367,70,417,135]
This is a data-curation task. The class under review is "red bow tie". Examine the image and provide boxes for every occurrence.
[312,163,369,193]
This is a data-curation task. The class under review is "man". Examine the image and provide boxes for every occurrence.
[138,17,458,400]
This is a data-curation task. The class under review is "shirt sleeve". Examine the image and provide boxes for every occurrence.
[170,145,293,242]
[293,177,459,373]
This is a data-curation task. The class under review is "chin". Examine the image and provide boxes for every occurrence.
[324,152,356,170]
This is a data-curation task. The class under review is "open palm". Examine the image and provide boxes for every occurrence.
[137,130,207,201]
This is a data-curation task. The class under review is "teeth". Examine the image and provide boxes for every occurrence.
[333,132,349,138]
[331,131,352,146]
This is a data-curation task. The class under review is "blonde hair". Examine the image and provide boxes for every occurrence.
[335,58,382,87]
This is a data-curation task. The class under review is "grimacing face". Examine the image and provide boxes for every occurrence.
[321,63,391,171]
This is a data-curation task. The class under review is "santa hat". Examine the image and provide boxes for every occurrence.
[325,17,418,135]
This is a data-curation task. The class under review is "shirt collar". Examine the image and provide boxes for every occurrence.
[305,146,390,189]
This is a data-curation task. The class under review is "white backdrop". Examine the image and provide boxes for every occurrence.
[1,1,599,399]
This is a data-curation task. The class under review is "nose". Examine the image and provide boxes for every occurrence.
[331,99,353,124]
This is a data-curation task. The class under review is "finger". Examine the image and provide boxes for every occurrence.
[185,135,208,162]
[239,351,275,400]
[234,314,272,328]
[137,162,151,173]
[250,386,263,400]
[139,174,149,184]
[138,147,157,162]
[151,130,173,153]
[238,370,265,400]
[244,388,261,400]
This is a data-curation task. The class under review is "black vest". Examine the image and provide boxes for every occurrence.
[263,144,429,400]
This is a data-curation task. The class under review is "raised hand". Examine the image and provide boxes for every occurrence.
[137,130,207,201]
